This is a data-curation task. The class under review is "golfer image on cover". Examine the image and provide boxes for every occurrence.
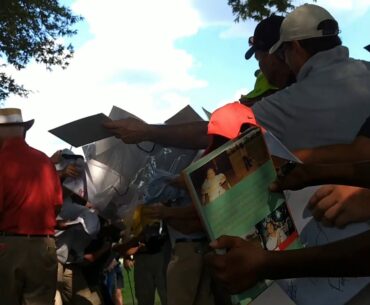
[201,167,228,205]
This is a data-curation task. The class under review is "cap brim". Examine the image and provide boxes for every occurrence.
[269,39,283,54]
[0,119,34,131]
[365,45,370,53]
[245,46,255,60]
[24,119,34,130]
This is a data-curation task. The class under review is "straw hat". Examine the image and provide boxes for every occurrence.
[0,108,34,130]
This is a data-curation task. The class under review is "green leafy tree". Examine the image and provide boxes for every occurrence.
[0,0,82,101]
[228,0,315,22]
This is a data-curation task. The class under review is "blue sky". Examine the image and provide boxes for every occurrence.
[4,0,370,155]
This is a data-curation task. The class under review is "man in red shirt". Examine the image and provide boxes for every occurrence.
[0,108,63,305]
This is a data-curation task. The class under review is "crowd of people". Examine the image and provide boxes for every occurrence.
[1,3,370,305]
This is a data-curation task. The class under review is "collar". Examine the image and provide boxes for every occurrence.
[297,46,349,82]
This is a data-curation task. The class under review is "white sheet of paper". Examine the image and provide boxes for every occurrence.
[251,283,295,305]
[264,130,302,163]
[82,105,201,220]
[259,134,370,304]
[281,186,370,305]
[85,159,124,213]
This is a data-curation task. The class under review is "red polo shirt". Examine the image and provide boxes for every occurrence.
[0,138,63,235]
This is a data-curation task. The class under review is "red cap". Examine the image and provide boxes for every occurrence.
[208,102,257,140]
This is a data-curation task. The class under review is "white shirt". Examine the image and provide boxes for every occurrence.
[201,173,227,203]
[252,46,370,150]
[265,228,287,251]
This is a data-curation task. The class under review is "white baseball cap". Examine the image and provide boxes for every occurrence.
[269,4,339,54]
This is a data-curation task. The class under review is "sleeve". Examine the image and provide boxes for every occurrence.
[357,116,370,138]
[251,88,293,142]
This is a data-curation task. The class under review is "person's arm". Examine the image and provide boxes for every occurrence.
[50,150,62,164]
[206,232,370,294]
[141,204,198,220]
[55,219,81,230]
[84,241,111,263]
[270,161,370,192]
[166,218,204,234]
[267,231,370,279]
[58,164,81,180]
[141,204,204,234]
[103,118,209,149]
[294,136,370,164]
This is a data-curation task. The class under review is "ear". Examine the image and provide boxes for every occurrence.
[293,40,310,59]
[291,40,303,53]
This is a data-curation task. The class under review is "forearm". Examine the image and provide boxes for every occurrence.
[264,231,370,279]
[302,162,370,189]
[148,121,209,149]
[167,218,204,234]
[303,163,354,186]
[294,144,355,164]
[84,243,111,263]
[165,206,198,220]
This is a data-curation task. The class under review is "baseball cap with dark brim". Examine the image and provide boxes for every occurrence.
[245,15,285,60]
[204,102,262,155]
[0,108,34,130]
[365,45,370,52]
[270,4,339,54]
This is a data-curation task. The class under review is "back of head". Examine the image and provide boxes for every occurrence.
[270,4,341,55]
[0,108,34,141]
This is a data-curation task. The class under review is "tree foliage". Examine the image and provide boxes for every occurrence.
[0,0,82,101]
[228,0,315,22]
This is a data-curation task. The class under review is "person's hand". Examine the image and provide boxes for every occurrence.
[205,236,268,294]
[103,118,150,144]
[141,203,169,220]
[168,175,187,189]
[50,150,62,164]
[85,202,94,209]
[270,162,311,192]
[112,242,135,255]
[61,164,81,178]
[55,219,70,230]
[308,185,370,228]
[124,258,135,270]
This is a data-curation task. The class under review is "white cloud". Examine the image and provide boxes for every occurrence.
[5,0,370,158]
[190,0,234,26]
[5,0,208,155]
